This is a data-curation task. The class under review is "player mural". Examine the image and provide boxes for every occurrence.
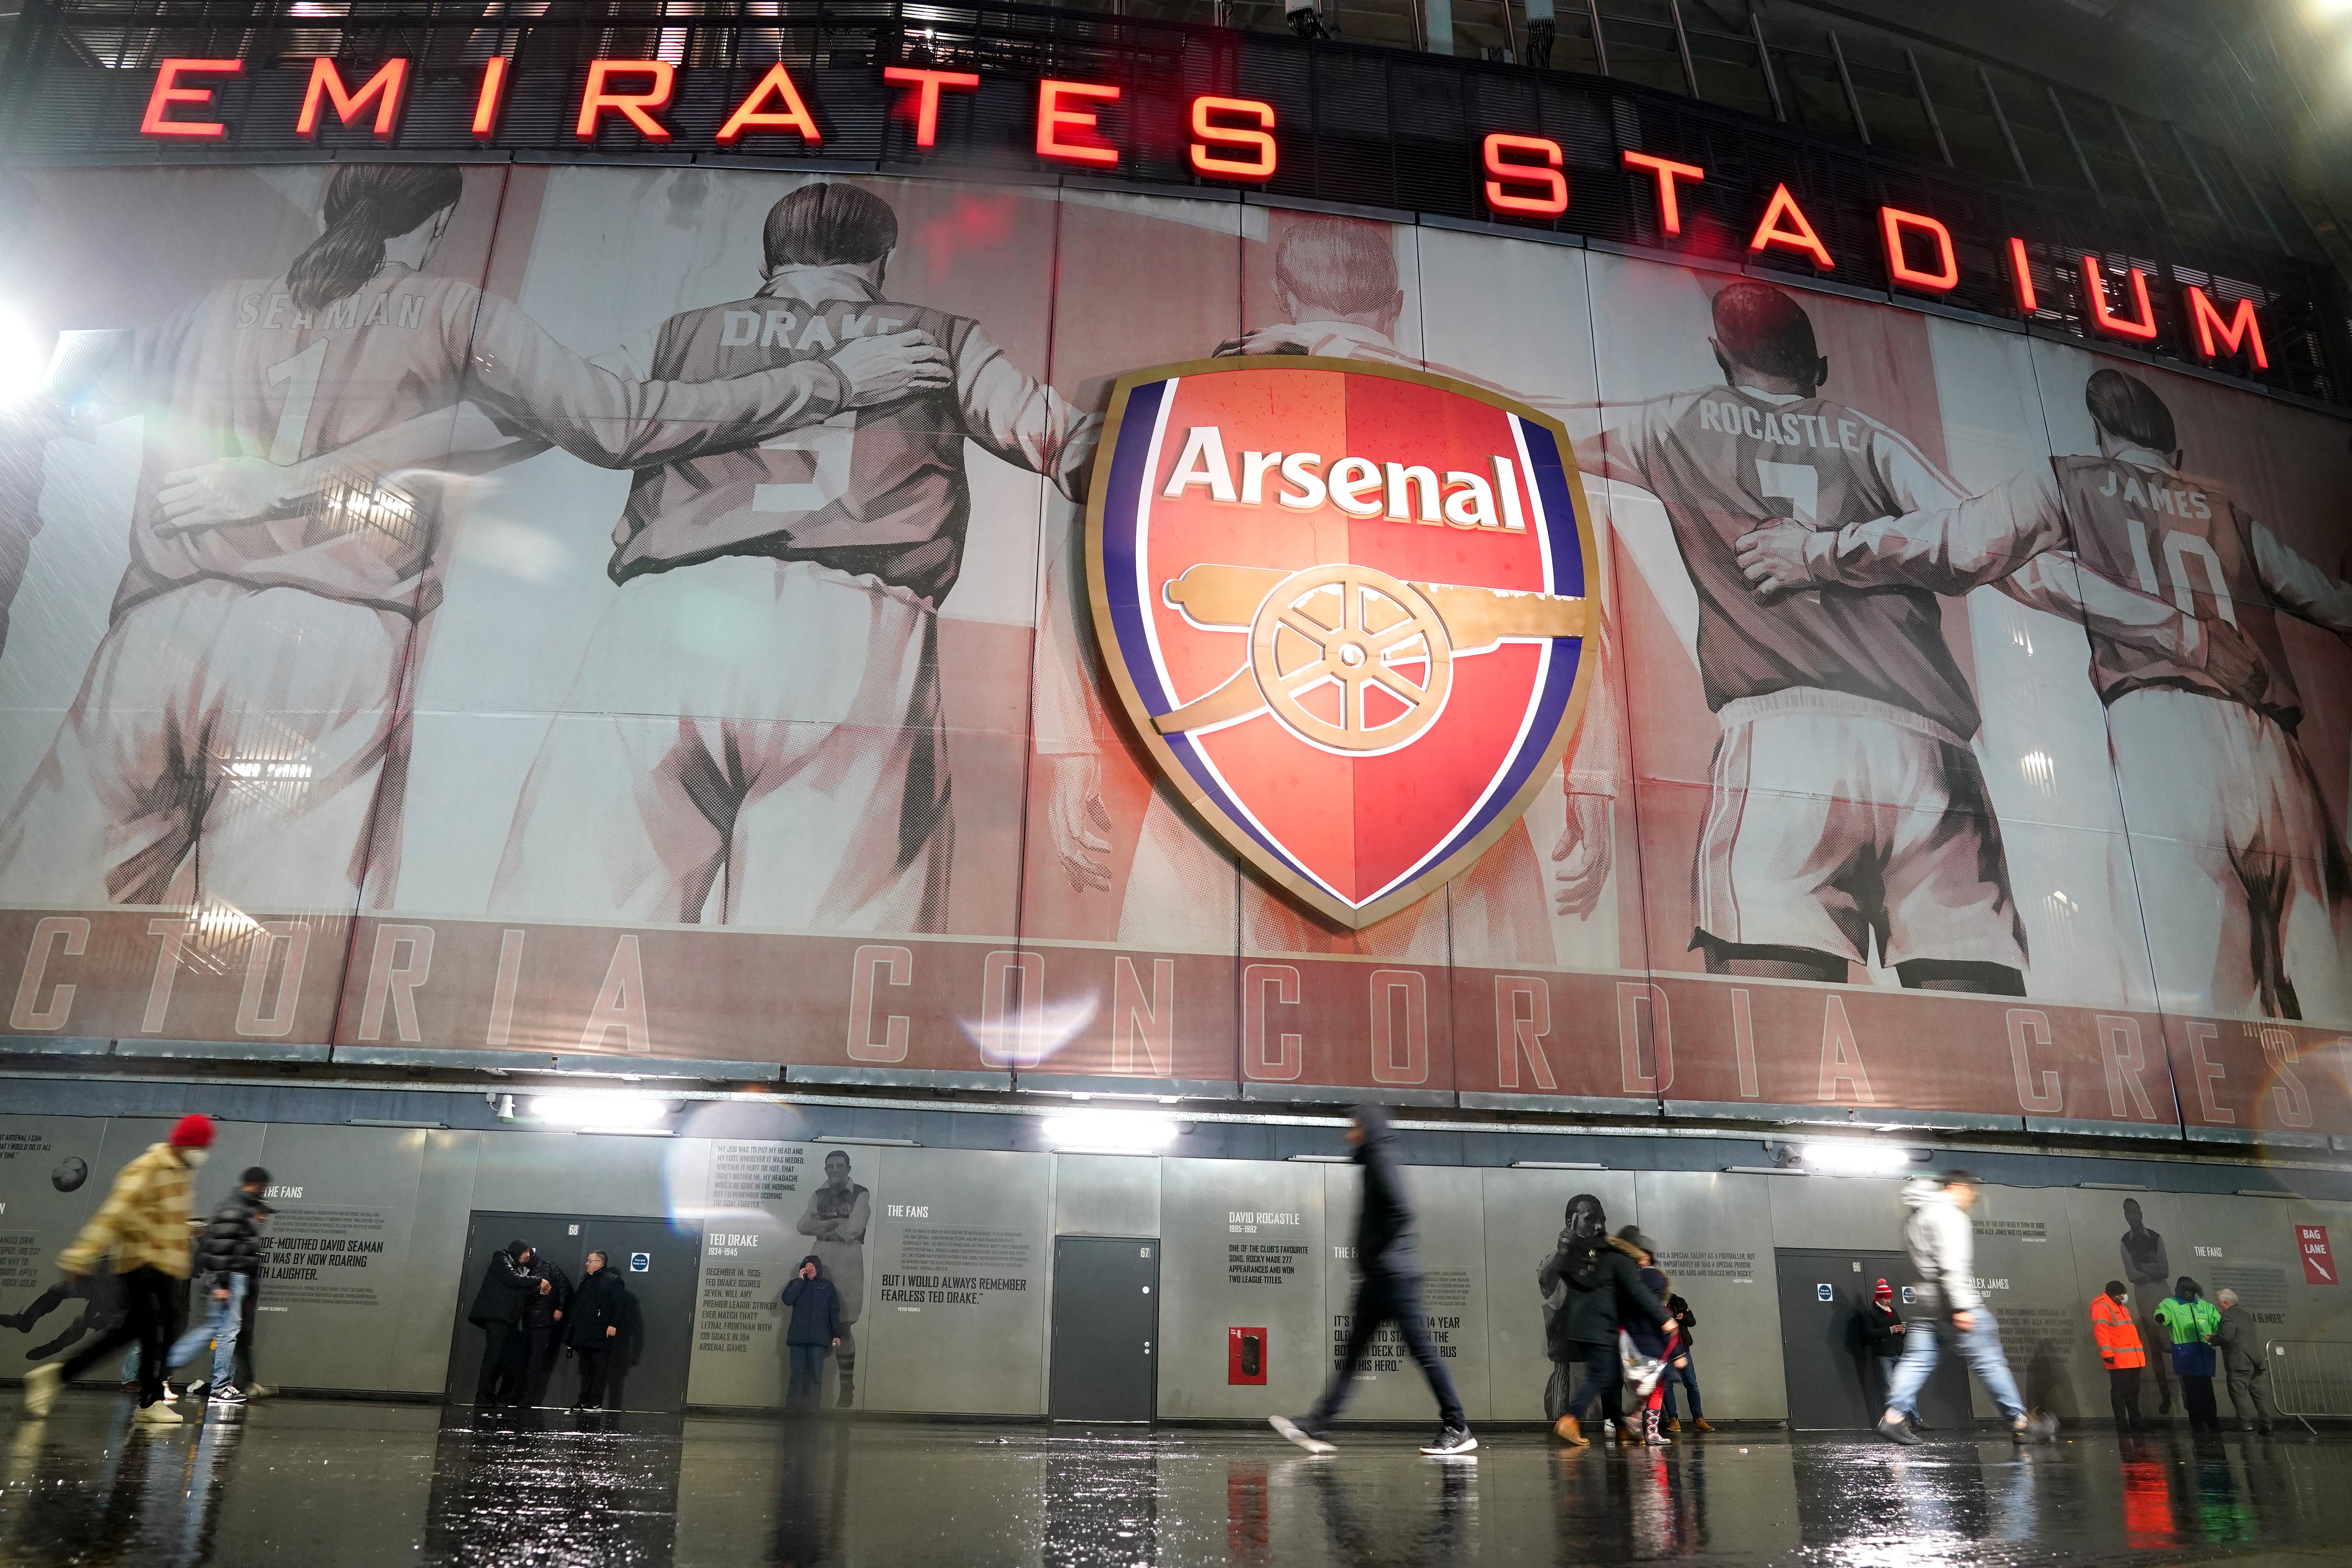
[0,161,2348,1134]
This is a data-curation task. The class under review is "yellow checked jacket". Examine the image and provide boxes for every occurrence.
[57,1144,194,1278]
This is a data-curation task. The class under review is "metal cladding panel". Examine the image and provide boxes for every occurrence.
[1052,1152,1162,1238]
[235,1123,430,1393]
[1155,1155,1327,1420]
[1632,1169,1786,1421]
[385,1130,484,1395]
[861,1146,1052,1416]
[684,1139,822,1410]
[1317,1160,1489,1420]
[1477,1166,1638,1422]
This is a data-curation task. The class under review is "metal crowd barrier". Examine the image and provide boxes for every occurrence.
[2262,1341,2352,1433]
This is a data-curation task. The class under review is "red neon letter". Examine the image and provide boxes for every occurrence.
[2006,237,2039,314]
[2185,286,2269,369]
[1623,150,1703,235]
[296,58,408,139]
[2081,257,2157,341]
[576,60,675,142]
[1483,134,1568,216]
[1191,96,1276,181]
[1037,80,1119,167]
[716,63,821,144]
[472,57,508,137]
[1748,184,1832,269]
[1879,207,1957,292]
[141,59,240,139]
[883,66,979,148]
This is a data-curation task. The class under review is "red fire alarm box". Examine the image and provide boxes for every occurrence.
[1229,1327,1267,1385]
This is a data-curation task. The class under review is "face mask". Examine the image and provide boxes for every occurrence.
[182,1149,208,1167]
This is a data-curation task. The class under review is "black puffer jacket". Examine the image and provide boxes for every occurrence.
[566,1267,629,1349]
[1541,1235,1666,1355]
[521,1254,572,1329]
[1349,1105,1420,1279]
[193,1189,270,1289]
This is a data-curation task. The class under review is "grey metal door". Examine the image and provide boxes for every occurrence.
[1774,1247,1974,1431]
[1049,1237,1159,1422]
[445,1211,703,1412]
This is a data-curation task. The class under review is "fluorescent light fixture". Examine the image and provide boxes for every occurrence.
[1723,1165,1807,1176]
[345,1118,448,1129]
[1510,1161,1605,1170]
[1800,1141,1912,1176]
[578,1127,676,1138]
[1286,1153,1354,1163]
[1041,1110,1178,1153]
[531,1092,669,1129]
[811,1135,922,1147]
[2237,1189,2301,1199]
[2078,1181,2149,1191]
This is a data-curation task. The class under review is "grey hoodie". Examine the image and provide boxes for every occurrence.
[1901,1178,1981,1314]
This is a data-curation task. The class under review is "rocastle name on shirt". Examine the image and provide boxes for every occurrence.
[234,289,428,332]
[1696,397,1865,453]
[2097,466,2214,520]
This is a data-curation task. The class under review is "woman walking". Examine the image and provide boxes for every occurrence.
[1539,1195,1666,1447]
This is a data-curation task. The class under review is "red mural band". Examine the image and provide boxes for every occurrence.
[125,53,2271,348]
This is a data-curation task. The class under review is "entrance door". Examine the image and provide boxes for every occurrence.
[1774,1247,1975,1432]
[444,1211,703,1413]
[1049,1237,1159,1422]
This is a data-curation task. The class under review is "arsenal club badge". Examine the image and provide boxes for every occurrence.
[1086,357,1599,929]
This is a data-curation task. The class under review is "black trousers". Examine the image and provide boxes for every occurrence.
[518,1324,559,1406]
[2182,1374,2221,1430]
[575,1347,613,1409]
[474,1321,517,1402]
[59,1267,174,1405]
[1564,1340,1623,1424]
[2108,1365,2143,1427]
[1304,1272,1466,1432]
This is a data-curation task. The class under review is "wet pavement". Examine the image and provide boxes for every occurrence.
[2,1398,2350,1565]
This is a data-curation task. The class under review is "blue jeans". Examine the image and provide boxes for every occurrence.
[1885,1308,2025,1422]
[787,1343,830,1411]
[164,1274,248,1388]
[1660,1349,1703,1420]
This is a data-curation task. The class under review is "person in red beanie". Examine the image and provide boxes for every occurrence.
[1859,1278,1911,1420]
[21,1113,213,1423]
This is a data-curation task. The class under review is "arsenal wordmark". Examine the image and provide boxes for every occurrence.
[1086,357,1600,929]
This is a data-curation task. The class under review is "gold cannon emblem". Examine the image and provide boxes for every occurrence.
[1153,562,1586,753]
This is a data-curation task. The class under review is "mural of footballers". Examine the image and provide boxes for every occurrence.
[1736,366,2352,1024]
[0,165,950,914]
[795,1148,870,1407]
[1568,279,2033,994]
[486,182,1096,933]
[1095,215,1623,965]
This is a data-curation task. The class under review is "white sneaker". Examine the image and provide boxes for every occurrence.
[1270,1415,1336,1455]
[133,1400,184,1425]
[22,1364,61,1417]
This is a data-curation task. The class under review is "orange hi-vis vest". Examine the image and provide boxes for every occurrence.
[2091,1293,2146,1369]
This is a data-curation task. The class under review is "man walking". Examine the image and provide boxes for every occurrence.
[2213,1287,2274,1435]
[1272,1106,1475,1457]
[22,1114,214,1424]
[2090,1279,2147,1431]
[1877,1171,2056,1445]
[164,1166,272,1406]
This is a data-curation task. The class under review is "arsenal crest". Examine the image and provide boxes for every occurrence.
[1085,357,1598,929]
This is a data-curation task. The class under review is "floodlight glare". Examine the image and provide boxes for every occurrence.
[0,311,46,408]
[1041,1110,1179,1152]
[1801,1141,1911,1176]
[531,1092,669,1129]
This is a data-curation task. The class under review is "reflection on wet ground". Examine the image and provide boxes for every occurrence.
[3,1398,2351,1565]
